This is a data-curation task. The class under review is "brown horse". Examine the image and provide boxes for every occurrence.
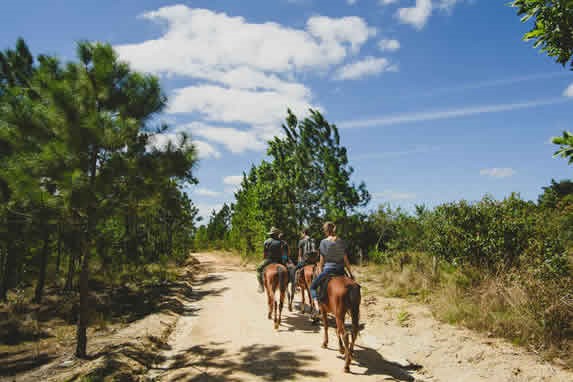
[263,263,289,330]
[295,264,316,313]
[318,276,361,373]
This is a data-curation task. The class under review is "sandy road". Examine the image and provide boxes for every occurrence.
[148,253,572,382]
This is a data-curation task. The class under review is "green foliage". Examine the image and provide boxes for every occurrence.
[552,131,573,164]
[226,109,370,258]
[0,39,199,355]
[511,0,573,69]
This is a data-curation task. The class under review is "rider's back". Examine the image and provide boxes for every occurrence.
[319,238,346,265]
[264,238,284,262]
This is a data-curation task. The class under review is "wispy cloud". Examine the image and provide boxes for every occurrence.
[223,175,244,186]
[334,57,393,80]
[340,97,571,129]
[397,72,570,100]
[353,145,439,160]
[378,39,400,52]
[564,82,573,97]
[480,168,515,178]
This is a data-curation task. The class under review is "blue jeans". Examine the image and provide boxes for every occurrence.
[310,263,345,300]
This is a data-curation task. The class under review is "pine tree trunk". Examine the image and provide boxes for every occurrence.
[34,234,50,303]
[65,251,76,291]
[56,225,62,275]
[76,147,98,358]
[75,234,90,358]
[0,243,8,301]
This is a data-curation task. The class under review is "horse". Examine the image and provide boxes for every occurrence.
[318,275,361,373]
[295,264,316,314]
[263,263,289,330]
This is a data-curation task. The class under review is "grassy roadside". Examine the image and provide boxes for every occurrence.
[358,252,573,370]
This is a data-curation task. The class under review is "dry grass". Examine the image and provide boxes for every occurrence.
[363,254,573,369]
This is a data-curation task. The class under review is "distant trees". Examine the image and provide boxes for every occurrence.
[0,39,198,357]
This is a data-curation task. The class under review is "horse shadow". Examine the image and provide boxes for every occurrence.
[348,344,422,381]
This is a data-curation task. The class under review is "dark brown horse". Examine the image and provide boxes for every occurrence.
[263,263,289,330]
[318,276,361,373]
[296,264,316,313]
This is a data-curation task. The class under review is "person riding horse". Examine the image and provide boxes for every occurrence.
[295,227,319,271]
[309,221,354,320]
[257,227,289,293]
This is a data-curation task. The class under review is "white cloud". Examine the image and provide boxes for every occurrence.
[378,39,400,52]
[116,5,374,75]
[379,0,399,5]
[194,140,222,159]
[195,188,223,197]
[347,0,358,4]
[480,168,515,178]
[223,175,244,186]
[373,190,417,201]
[169,85,315,126]
[116,5,378,156]
[397,0,432,29]
[564,83,573,97]
[340,97,572,129]
[396,0,466,29]
[186,122,267,153]
[335,57,393,80]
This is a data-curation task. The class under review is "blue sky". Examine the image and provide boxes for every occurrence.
[2,0,572,219]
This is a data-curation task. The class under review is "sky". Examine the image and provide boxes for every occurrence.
[2,0,572,220]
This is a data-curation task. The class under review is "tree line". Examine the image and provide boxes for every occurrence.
[0,39,198,357]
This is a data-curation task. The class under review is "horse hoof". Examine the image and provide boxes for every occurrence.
[274,323,279,330]
[321,343,327,349]
[339,348,345,355]
[344,367,350,373]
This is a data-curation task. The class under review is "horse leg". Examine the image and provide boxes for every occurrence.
[300,284,306,313]
[274,299,278,329]
[336,313,351,373]
[336,315,346,355]
[306,285,313,315]
[278,289,285,329]
[321,308,328,349]
[266,282,273,320]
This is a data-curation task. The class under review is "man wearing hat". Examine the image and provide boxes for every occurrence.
[256,227,289,293]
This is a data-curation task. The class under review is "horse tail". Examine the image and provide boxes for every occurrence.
[278,265,288,292]
[345,283,361,334]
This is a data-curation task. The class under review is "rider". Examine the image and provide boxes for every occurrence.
[256,227,288,293]
[309,221,354,319]
[295,227,318,271]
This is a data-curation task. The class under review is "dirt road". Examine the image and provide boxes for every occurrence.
[146,253,573,382]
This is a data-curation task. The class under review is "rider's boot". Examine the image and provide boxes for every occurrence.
[311,299,321,323]
[257,273,264,293]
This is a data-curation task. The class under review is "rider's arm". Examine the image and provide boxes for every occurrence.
[298,245,303,263]
[318,254,325,271]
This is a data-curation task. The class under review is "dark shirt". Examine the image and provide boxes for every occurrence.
[264,238,286,262]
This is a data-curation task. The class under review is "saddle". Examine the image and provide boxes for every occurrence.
[317,274,345,303]
[295,263,316,285]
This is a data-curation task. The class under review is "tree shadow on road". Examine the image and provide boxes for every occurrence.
[155,341,328,381]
